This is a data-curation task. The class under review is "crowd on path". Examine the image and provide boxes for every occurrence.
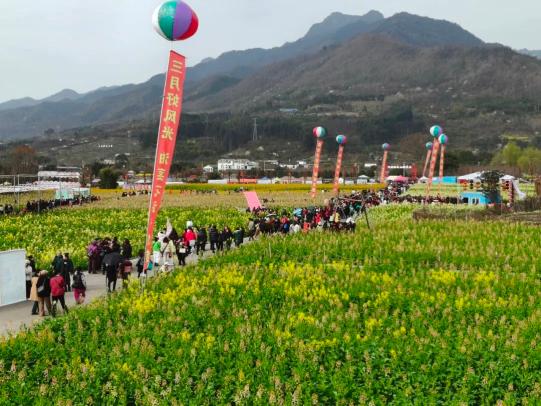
[0,196,99,217]
[26,253,86,318]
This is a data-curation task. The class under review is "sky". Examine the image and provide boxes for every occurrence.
[1,0,540,103]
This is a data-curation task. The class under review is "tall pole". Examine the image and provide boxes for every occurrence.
[422,142,433,178]
[425,125,443,200]
[438,135,448,196]
[380,143,390,184]
[311,127,327,199]
[333,135,347,197]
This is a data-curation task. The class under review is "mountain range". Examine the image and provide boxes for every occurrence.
[1,10,541,144]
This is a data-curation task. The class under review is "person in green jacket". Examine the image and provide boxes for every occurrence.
[152,237,162,267]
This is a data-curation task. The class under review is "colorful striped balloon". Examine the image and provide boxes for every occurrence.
[336,135,347,145]
[382,143,391,151]
[153,1,199,41]
[439,134,448,145]
[313,127,327,139]
[430,125,443,138]
[426,142,433,150]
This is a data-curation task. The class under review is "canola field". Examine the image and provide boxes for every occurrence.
[0,207,249,268]
[1,206,540,404]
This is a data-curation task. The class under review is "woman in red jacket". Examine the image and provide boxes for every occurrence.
[50,271,69,316]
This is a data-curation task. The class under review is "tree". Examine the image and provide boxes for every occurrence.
[98,168,120,189]
[114,154,130,169]
[480,170,503,204]
[90,161,106,177]
[9,145,38,174]
[517,147,541,175]
[492,142,521,167]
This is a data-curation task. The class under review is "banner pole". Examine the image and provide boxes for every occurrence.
[144,51,187,270]
[425,140,440,199]
[311,139,324,200]
[333,145,345,196]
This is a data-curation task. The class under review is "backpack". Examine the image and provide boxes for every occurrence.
[72,273,85,289]
[37,276,50,296]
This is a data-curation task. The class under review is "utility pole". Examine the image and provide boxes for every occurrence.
[252,118,258,142]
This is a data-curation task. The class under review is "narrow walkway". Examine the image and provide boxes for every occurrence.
[0,242,246,337]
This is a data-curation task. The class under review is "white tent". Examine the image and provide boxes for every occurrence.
[458,172,483,181]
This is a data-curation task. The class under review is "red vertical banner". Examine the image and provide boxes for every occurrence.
[438,144,446,194]
[425,140,440,198]
[144,51,186,268]
[379,151,388,184]
[422,150,432,178]
[311,140,324,199]
[333,145,345,196]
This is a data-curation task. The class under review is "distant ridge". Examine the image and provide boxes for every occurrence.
[3,10,536,142]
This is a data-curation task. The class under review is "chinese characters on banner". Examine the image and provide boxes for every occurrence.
[332,145,345,196]
[425,139,441,198]
[379,151,389,184]
[310,140,324,199]
[144,51,186,267]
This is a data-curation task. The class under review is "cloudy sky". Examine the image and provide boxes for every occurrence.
[1,0,540,102]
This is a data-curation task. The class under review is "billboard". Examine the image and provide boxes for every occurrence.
[0,250,26,307]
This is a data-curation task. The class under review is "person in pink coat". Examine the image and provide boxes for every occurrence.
[50,272,69,316]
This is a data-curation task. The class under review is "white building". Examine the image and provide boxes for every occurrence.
[217,159,259,172]
[203,165,215,174]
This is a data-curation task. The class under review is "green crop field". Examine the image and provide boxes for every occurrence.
[0,207,249,268]
[1,206,540,404]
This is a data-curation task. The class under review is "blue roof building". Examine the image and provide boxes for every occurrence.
[460,191,501,206]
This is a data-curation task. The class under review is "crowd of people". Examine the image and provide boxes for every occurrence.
[150,224,246,271]
[87,237,135,292]
[0,195,99,216]
[25,253,87,317]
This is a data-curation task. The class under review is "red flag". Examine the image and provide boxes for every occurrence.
[422,149,432,178]
[332,145,345,196]
[379,151,389,184]
[144,51,186,268]
[440,144,445,185]
[425,140,440,198]
[311,140,324,199]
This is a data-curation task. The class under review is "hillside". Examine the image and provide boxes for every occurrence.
[0,10,492,140]
[185,34,541,112]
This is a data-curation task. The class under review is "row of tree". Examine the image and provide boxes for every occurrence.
[491,142,541,176]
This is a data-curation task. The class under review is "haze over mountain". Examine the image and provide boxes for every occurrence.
[0,10,539,143]
[519,49,541,59]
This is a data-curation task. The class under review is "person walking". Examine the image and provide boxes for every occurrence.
[183,227,196,255]
[135,249,145,278]
[36,270,52,317]
[30,270,40,315]
[50,271,69,316]
[121,239,133,260]
[209,225,219,253]
[25,259,33,300]
[71,267,87,305]
[62,253,74,292]
[163,237,176,272]
[152,237,162,268]
[87,240,99,274]
[196,227,207,255]
[222,226,233,251]
[176,238,187,266]
[120,258,133,287]
[51,252,63,276]
[102,247,123,292]
[233,226,244,248]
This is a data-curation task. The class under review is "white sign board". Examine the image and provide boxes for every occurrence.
[0,250,26,307]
